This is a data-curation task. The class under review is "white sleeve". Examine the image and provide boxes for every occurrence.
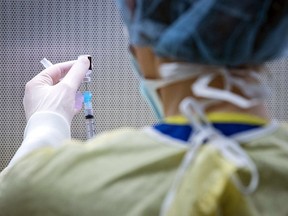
[7,111,71,168]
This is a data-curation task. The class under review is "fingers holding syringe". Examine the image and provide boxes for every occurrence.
[32,60,77,86]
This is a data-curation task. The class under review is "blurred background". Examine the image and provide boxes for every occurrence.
[1,0,288,171]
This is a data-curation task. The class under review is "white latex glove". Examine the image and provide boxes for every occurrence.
[5,57,90,168]
[23,56,90,125]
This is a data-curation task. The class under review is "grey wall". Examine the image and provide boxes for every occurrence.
[1,0,287,171]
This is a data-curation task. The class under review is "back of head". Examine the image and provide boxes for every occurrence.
[116,0,288,67]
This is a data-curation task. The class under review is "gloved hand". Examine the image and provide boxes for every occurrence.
[23,56,90,125]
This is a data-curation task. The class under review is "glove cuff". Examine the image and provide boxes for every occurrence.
[24,111,71,140]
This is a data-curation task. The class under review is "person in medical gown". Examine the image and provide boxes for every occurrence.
[1,1,288,215]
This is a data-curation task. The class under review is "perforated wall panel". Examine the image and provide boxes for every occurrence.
[1,0,287,171]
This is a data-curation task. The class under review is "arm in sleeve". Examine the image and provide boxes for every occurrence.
[7,111,71,168]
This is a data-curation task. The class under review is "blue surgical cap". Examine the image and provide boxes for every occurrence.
[116,0,288,66]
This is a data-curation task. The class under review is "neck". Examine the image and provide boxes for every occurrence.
[158,74,270,120]
[130,46,269,120]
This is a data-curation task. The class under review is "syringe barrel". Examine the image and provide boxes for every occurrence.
[86,117,96,139]
[84,102,96,139]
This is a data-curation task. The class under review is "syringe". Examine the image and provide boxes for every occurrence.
[83,91,96,139]
[40,56,96,140]
[81,55,96,139]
